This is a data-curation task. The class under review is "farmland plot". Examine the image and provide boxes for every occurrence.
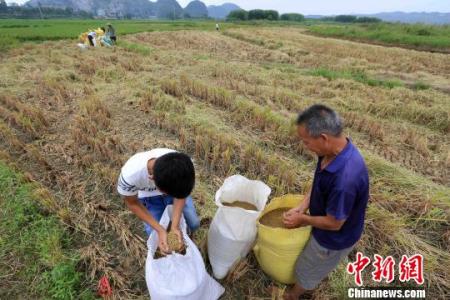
[0,27,449,299]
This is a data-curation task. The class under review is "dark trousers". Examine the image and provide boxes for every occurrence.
[88,35,94,46]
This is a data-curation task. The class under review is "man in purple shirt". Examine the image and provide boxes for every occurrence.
[283,104,369,299]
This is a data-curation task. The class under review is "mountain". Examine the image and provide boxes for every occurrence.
[306,12,450,24]
[184,0,208,18]
[207,2,240,19]
[367,12,450,25]
[22,2,450,23]
[24,0,244,19]
[155,0,183,19]
[25,0,155,18]
[95,0,155,18]
[304,15,324,19]
[25,0,73,10]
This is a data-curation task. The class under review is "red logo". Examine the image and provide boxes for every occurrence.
[347,252,371,286]
[347,253,424,286]
[399,254,424,285]
[372,254,395,283]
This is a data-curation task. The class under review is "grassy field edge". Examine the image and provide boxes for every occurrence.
[306,23,450,53]
[0,159,96,300]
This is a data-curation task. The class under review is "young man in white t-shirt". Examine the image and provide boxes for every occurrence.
[87,31,97,47]
[117,148,200,253]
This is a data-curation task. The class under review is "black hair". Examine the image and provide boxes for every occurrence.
[154,152,195,199]
[100,27,106,32]
[296,104,343,137]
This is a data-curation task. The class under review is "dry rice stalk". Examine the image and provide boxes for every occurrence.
[85,200,146,260]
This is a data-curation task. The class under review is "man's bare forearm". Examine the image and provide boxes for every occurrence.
[298,189,311,213]
[171,198,186,230]
[302,214,344,231]
[124,196,164,233]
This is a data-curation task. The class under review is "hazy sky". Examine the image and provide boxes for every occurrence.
[7,0,450,14]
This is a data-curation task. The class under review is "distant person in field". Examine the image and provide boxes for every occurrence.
[283,105,369,300]
[106,23,117,44]
[216,23,220,31]
[87,31,97,47]
[87,27,105,47]
[99,26,113,47]
[117,149,200,254]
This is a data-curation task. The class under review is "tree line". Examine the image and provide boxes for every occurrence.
[227,9,381,23]
[227,9,304,22]
[325,15,382,23]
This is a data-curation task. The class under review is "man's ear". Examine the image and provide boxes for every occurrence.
[320,133,329,142]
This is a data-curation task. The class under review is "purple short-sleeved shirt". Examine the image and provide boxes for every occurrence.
[309,139,369,250]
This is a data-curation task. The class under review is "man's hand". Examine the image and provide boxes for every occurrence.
[284,213,346,231]
[171,226,183,245]
[286,206,301,215]
[157,229,170,254]
[283,210,309,228]
[286,194,310,216]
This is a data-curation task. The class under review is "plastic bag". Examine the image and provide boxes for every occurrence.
[146,206,224,300]
[254,194,311,284]
[208,175,271,279]
[77,43,89,51]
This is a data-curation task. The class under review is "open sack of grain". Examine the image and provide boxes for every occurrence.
[208,175,271,279]
[146,205,224,300]
[254,194,311,284]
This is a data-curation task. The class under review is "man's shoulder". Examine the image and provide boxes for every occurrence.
[121,148,176,174]
[336,151,368,187]
[148,148,177,158]
[121,152,148,178]
[347,144,367,171]
[125,148,173,162]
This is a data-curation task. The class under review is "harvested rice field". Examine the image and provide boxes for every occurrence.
[0,24,449,299]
